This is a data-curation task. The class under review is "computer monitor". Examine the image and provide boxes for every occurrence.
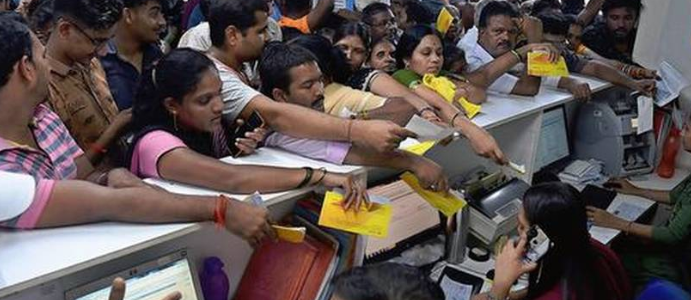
[65,250,201,300]
[535,105,570,170]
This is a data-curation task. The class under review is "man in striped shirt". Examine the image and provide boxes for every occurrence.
[0,18,273,244]
[0,14,142,188]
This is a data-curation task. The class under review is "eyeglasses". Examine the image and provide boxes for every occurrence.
[65,19,110,49]
[369,18,396,29]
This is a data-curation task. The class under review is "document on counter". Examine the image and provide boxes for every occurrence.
[655,61,690,107]
[440,276,473,300]
[318,191,393,238]
[612,202,646,221]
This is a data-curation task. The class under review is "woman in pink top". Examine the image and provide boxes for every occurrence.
[129,49,367,209]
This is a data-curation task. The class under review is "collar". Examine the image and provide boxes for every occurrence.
[47,54,74,77]
[104,40,163,62]
[105,39,118,56]
[0,104,49,152]
[472,41,496,62]
[0,137,14,152]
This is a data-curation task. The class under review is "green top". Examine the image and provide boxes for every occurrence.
[651,174,691,244]
[391,69,466,89]
[392,69,423,89]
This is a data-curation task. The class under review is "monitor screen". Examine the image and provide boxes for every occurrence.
[66,251,199,300]
[536,106,570,170]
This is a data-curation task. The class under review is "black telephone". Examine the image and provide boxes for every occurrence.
[524,225,551,263]
[224,111,266,157]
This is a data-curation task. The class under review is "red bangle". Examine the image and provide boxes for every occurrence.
[90,143,107,154]
[213,195,229,229]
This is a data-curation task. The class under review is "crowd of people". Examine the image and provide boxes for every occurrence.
[0,0,686,299]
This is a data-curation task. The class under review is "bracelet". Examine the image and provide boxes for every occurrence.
[632,67,644,79]
[213,195,229,229]
[90,143,107,154]
[450,111,464,127]
[346,119,354,142]
[296,167,314,189]
[357,110,370,120]
[624,221,633,236]
[315,168,327,185]
[419,106,435,115]
[96,171,109,186]
[510,49,522,62]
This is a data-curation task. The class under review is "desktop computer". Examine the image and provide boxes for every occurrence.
[535,105,571,171]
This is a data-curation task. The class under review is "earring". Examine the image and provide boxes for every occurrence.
[172,111,178,131]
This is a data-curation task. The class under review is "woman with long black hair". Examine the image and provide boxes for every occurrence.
[485,182,632,300]
[128,48,368,209]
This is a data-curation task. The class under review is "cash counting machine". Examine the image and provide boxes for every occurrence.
[452,171,530,245]
[573,89,656,177]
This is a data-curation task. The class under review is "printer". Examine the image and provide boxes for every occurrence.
[455,171,530,245]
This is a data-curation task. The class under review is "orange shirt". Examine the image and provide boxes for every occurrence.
[278,16,311,34]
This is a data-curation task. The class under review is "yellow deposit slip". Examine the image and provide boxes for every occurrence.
[527,52,570,77]
[318,191,392,238]
[401,172,466,217]
[272,225,306,243]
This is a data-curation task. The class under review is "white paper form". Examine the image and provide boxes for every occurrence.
[637,96,654,134]
[655,61,690,107]
[440,276,474,300]
[405,115,456,142]
[612,202,647,221]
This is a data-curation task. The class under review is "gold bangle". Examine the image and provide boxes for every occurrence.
[510,50,522,62]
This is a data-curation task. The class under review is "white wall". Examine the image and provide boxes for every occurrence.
[634,0,691,170]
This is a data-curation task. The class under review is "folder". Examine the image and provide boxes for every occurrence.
[234,238,319,300]
[234,221,338,300]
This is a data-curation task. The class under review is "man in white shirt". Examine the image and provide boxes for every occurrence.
[178,0,282,51]
[206,0,415,154]
[463,0,592,99]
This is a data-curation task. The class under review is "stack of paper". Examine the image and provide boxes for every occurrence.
[558,159,604,184]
